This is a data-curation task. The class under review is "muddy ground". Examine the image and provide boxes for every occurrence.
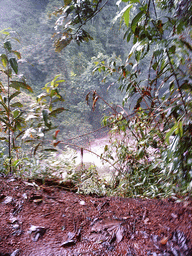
[0,176,192,256]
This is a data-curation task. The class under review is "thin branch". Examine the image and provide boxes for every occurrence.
[151,0,157,18]
[144,0,151,27]
[73,0,109,36]
[6,49,12,173]
[165,49,187,114]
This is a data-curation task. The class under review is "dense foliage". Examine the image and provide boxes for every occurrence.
[0,30,66,173]
[0,0,126,143]
[0,0,191,198]
[52,0,192,197]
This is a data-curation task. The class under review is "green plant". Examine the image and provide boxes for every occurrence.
[65,163,108,196]
[0,29,66,174]
[22,74,66,155]
[0,29,33,172]
[39,0,192,198]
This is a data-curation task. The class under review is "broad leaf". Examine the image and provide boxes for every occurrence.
[42,109,52,128]
[0,117,12,129]
[0,137,7,140]
[10,81,33,92]
[11,102,23,108]
[12,51,21,59]
[0,101,9,114]
[12,109,20,119]
[131,11,144,32]
[123,5,132,26]
[64,0,72,6]
[9,58,18,74]
[34,142,41,155]
[113,4,132,25]
[1,54,8,67]
[0,28,11,35]
[9,91,21,101]
[169,45,176,54]
[4,41,12,52]
[49,107,65,117]
[55,36,72,52]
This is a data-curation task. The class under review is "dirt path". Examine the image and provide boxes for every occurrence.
[0,176,192,255]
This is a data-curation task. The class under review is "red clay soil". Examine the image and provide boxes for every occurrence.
[0,176,192,256]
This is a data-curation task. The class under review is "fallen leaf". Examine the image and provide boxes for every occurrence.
[171,213,178,219]
[160,236,168,245]
[10,249,20,256]
[61,239,76,247]
[116,226,124,243]
[33,198,43,204]
[3,196,13,204]
[28,225,46,241]
[144,218,150,224]
[79,200,86,205]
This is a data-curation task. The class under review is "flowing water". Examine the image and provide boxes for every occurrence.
[76,136,111,167]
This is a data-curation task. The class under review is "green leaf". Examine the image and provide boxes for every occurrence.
[153,48,164,57]
[0,137,7,140]
[12,51,21,59]
[128,41,144,59]
[113,4,132,25]
[131,11,144,32]
[0,28,11,35]
[42,109,51,128]
[9,91,21,101]
[44,148,58,152]
[0,101,9,114]
[33,143,41,155]
[126,31,132,42]
[11,102,23,108]
[55,79,65,83]
[52,97,65,103]
[180,39,192,51]
[134,96,142,109]
[49,107,65,117]
[135,50,141,61]
[169,80,175,92]
[0,117,12,128]
[55,37,72,52]
[12,109,20,118]
[64,0,72,6]
[169,45,176,54]
[9,58,18,74]
[1,54,8,67]
[181,81,192,91]
[4,41,12,52]
[165,121,183,143]
[15,130,25,139]
[52,74,62,84]
[10,81,33,92]
[175,121,183,137]
[152,62,158,71]
[123,5,132,26]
